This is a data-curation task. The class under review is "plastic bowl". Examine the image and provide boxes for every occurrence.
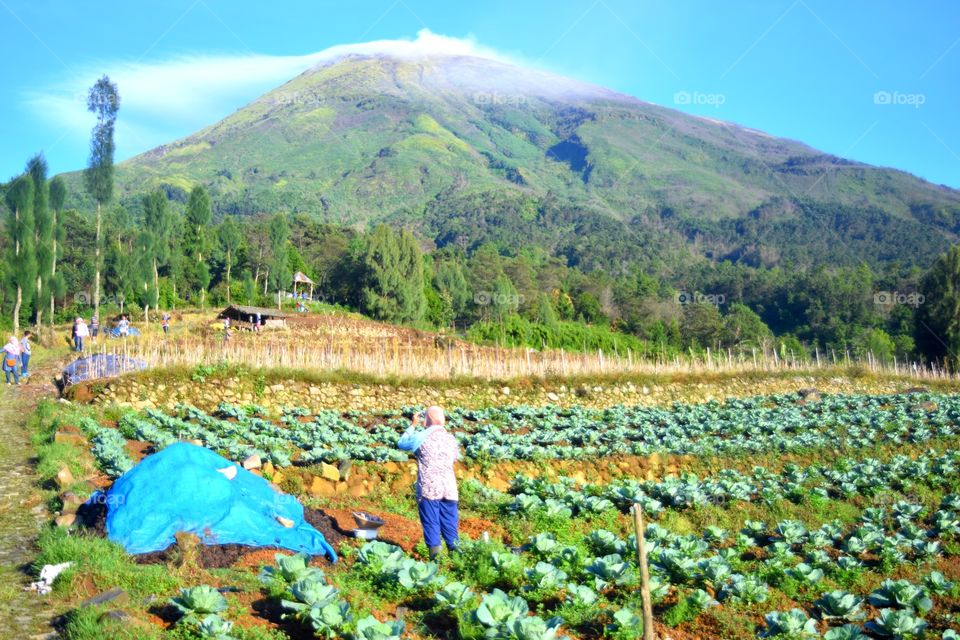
[352,528,379,540]
[353,511,385,530]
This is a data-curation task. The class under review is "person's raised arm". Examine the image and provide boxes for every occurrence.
[397,411,423,451]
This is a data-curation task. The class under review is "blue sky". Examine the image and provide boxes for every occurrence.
[2,0,958,187]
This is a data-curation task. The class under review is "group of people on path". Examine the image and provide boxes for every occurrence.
[2,332,33,385]
[71,314,138,352]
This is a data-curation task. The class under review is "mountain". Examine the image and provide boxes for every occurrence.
[62,52,960,271]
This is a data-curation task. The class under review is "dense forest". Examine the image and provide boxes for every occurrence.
[3,151,958,366]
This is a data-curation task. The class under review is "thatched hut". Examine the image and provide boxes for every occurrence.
[217,305,289,330]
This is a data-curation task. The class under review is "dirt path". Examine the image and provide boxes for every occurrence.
[0,351,69,638]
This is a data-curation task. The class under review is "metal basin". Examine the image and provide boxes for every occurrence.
[353,511,385,530]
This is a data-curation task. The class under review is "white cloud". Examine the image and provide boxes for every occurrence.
[23,29,518,160]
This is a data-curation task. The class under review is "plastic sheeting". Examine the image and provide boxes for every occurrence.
[108,326,141,338]
[102,442,337,561]
[61,353,148,386]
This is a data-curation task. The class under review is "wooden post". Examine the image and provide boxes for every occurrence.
[632,504,656,640]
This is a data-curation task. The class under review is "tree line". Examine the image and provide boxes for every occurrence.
[3,75,959,366]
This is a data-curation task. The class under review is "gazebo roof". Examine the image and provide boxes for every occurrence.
[292,271,314,285]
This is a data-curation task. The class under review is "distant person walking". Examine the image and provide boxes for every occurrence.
[90,314,99,340]
[162,313,171,335]
[398,406,460,560]
[19,331,32,378]
[3,336,21,385]
[74,317,89,352]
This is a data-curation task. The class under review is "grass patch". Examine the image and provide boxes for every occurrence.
[35,527,182,598]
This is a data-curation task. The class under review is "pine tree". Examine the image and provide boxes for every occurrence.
[917,244,960,366]
[267,213,291,294]
[361,225,426,323]
[4,174,36,334]
[137,190,171,321]
[27,154,52,332]
[48,176,67,323]
[84,75,120,326]
[184,185,212,307]
[218,216,242,304]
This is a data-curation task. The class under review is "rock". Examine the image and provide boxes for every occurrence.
[262,461,275,477]
[249,469,263,477]
[189,438,204,447]
[347,484,367,498]
[55,514,76,527]
[55,467,75,489]
[271,470,285,486]
[242,454,261,470]
[54,430,86,447]
[338,460,353,481]
[81,587,129,608]
[546,392,559,402]
[309,476,336,497]
[334,482,348,494]
[320,462,340,482]
[276,516,294,528]
[500,386,510,396]
[309,386,321,396]
[100,610,130,623]
[383,461,400,474]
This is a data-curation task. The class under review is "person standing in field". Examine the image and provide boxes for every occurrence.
[19,331,32,378]
[90,314,99,341]
[118,315,129,338]
[3,336,21,385]
[74,317,89,352]
[397,405,460,560]
[162,313,170,335]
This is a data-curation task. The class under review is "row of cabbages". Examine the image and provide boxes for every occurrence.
[88,392,958,475]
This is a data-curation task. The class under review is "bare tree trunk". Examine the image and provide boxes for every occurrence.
[226,248,232,305]
[94,199,101,324]
[13,286,21,336]
[12,206,21,335]
[50,208,57,331]
[150,257,159,324]
[263,269,269,295]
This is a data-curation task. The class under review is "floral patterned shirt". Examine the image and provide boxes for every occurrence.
[414,428,459,501]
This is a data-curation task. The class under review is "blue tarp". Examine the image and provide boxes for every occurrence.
[108,326,141,338]
[61,353,148,386]
[100,442,337,561]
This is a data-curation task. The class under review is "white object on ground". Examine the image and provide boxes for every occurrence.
[26,562,72,595]
[217,465,237,480]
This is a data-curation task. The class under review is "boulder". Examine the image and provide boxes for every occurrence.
[55,514,77,528]
[242,454,261,470]
[319,462,340,483]
[309,476,336,497]
[262,461,275,477]
[81,587,129,608]
[55,466,75,489]
[54,429,86,447]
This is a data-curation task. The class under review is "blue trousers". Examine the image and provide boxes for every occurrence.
[417,499,459,550]
[20,354,29,376]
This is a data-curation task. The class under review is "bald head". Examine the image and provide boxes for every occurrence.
[425,406,446,427]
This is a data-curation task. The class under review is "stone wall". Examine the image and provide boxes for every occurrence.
[76,371,931,414]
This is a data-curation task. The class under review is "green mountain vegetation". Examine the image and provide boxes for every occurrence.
[59,53,960,271]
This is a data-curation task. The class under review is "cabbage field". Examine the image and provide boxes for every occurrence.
[66,391,960,639]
